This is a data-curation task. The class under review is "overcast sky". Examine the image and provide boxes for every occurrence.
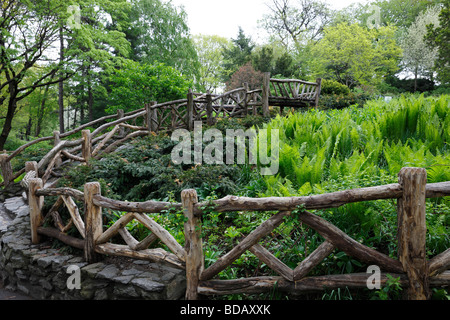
[170,0,370,41]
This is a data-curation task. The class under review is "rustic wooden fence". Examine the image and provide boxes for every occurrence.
[262,72,322,114]
[26,166,450,300]
[0,75,320,188]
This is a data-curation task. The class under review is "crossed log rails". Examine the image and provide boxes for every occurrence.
[31,178,450,299]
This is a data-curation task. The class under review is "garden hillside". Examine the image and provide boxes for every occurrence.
[56,94,450,299]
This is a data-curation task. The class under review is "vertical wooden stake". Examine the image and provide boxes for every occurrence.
[84,182,103,263]
[29,178,44,244]
[397,167,429,300]
[187,89,194,131]
[243,82,249,116]
[147,101,158,133]
[206,92,213,126]
[262,72,270,117]
[315,78,322,108]
[117,109,124,137]
[53,131,62,167]
[25,161,39,176]
[182,189,203,300]
[0,154,13,187]
[81,130,92,163]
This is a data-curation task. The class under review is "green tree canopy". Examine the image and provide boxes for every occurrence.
[221,27,254,82]
[123,0,199,77]
[106,60,192,114]
[311,23,402,88]
[193,34,230,93]
[426,0,450,85]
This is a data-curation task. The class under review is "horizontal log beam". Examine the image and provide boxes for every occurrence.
[95,243,185,269]
[429,248,450,276]
[36,188,85,202]
[198,271,450,296]
[92,194,180,213]
[37,227,84,250]
[194,182,450,215]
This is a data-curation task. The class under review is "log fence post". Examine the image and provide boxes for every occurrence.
[243,82,249,116]
[187,89,194,131]
[29,178,44,244]
[206,92,213,126]
[25,161,39,176]
[117,109,125,137]
[315,78,322,108]
[53,131,62,168]
[84,182,103,263]
[397,167,430,300]
[0,153,13,187]
[81,130,92,163]
[262,72,270,117]
[147,101,158,133]
[182,189,203,300]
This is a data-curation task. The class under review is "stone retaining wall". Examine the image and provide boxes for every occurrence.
[0,190,186,300]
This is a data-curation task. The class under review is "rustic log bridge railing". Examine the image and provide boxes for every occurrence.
[0,75,320,188]
[262,72,322,115]
[27,167,450,300]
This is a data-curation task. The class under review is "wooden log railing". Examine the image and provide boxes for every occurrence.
[27,167,450,300]
[262,72,322,115]
[0,86,268,188]
[0,74,321,188]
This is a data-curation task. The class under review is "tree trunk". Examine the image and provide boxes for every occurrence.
[25,116,32,141]
[58,26,65,133]
[0,85,18,150]
[414,67,418,93]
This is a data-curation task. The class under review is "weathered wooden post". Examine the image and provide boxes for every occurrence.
[146,101,158,133]
[145,103,151,133]
[206,91,214,126]
[53,131,62,167]
[182,189,203,300]
[243,82,249,116]
[84,182,103,263]
[0,153,13,187]
[29,178,44,244]
[262,72,270,117]
[81,130,92,163]
[117,109,125,137]
[314,78,322,108]
[187,89,194,131]
[25,161,39,176]
[397,167,429,300]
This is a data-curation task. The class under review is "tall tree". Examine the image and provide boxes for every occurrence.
[312,23,402,88]
[221,27,254,83]
[124,0,199,77]
[401,6,441,91]
[260,0,331,49]
[368,0,442,29]
[0,0,130,149]
[426,0,450,85]
[0,0,68,149]
[193,34,230,93]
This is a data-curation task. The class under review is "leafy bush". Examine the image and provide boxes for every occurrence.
[321,79,351,95]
